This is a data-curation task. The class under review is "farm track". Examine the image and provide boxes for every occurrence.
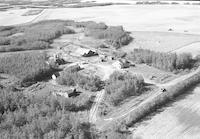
[168,41,200,54]
[89,90,105,123]
[16,9,51,26]
[24,9,48,24]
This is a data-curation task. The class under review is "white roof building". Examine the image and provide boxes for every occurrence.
[112,60,123,70]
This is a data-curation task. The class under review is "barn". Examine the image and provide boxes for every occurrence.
[74,48,98,57]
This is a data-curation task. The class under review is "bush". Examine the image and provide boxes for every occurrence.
[0,37,10,45]
[0,52,54,86]
[0,26,17,37]
[85,21,107,30]
[0,26,14,32]
[105,71,144,106]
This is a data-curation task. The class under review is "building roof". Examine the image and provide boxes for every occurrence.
[75,48,96,56]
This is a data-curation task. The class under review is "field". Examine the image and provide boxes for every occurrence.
[0,8,42,25]
[1,5,200,34]
[132,84,200,139]
[173,42,200,58]
[122,31,200,57]
[1,4,200,57]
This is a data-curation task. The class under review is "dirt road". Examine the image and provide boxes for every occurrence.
[89,90,105,123]
[93,67,200,130]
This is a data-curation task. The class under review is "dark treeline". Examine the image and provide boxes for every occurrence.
[64,20,133,49]
[57,65,104,92]
[0,88,95,139]
[85,25,132,49]
[0,20,132,52]
[0,20,75,52]
[105,71,144,106]
[128,48,195,72]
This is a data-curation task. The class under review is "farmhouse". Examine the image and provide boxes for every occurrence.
[74,48,98,57]
[112,59,132,69]
[51,72,60,80]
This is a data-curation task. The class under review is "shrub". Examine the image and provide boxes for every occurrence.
[85,21,107,30]
[0,26,14,32]
[0,37,10,45]
[105,71,144,106]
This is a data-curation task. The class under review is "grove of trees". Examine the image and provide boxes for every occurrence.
[0,88,95,139]
[0,20,132,52]
[128,48,195,71]
[0,20,75,52]
[105,71,144,106]
[57,65,104,92]
[0,52,55,86]
[84,25,132,49]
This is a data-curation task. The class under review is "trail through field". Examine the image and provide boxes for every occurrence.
[169,41,200,57]
[30,9,52,23]
[25,9,48,24]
